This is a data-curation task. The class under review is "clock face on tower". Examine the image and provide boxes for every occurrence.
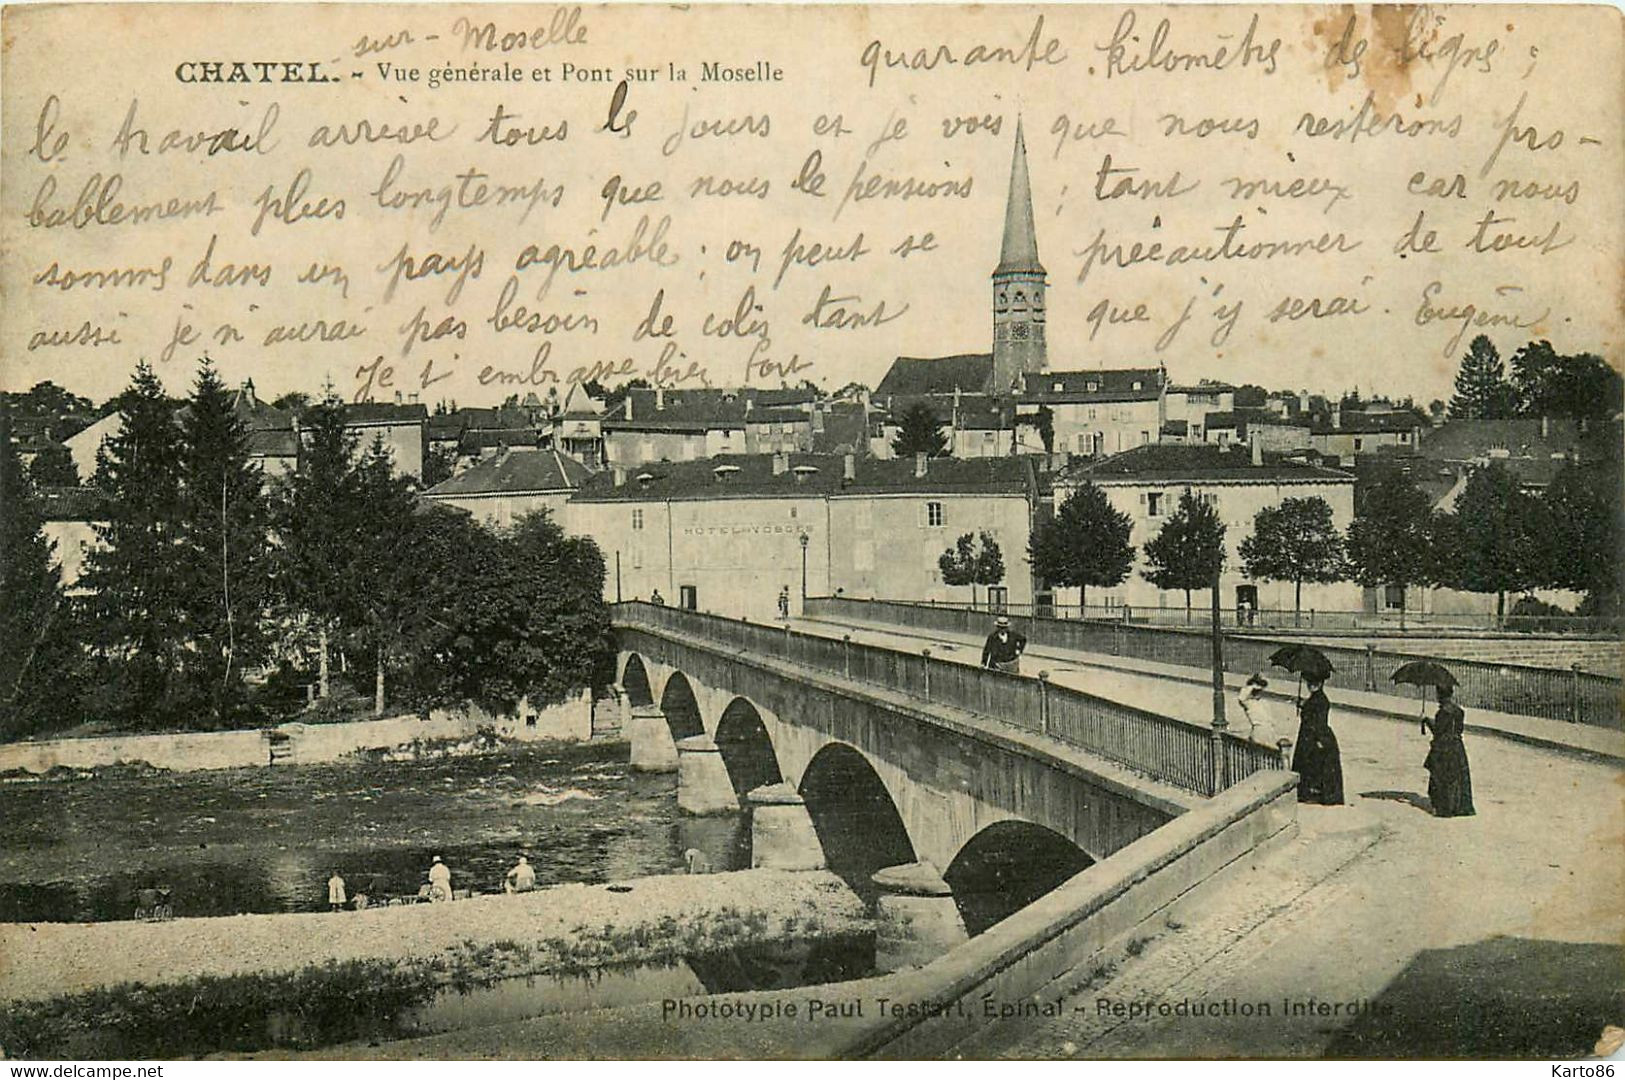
[1011,323,1030,341]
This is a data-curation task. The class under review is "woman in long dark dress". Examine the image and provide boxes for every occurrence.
[1423,685,1476,817]
[1291,677,1345,805]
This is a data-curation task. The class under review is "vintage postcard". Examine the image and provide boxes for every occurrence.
[0,0,1621,1063]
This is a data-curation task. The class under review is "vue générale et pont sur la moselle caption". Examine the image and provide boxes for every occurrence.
[1,1,1621,1065]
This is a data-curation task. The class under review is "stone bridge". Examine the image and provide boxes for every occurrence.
[613,605,1212,948]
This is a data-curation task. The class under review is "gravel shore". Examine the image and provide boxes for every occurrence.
[0,869,868,1004]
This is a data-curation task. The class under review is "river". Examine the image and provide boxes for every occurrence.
[0,740,750,923]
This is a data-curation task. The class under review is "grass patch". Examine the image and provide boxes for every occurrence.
[1,901,875,1059]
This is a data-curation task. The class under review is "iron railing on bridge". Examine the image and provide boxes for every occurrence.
[613,602,1283,798]
[803,597,1623,731]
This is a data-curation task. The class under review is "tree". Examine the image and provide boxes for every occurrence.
[1435,463,1549,622]
[890,402,949,458]
[0,404,81,740]
[1239,497,1347,620]
[1028,481,1135,611]
[938,531,1006,607]
[27,444,78,487]
[1510,341,1624,422]
[175,359,272,725]
[271,390,311,412]
[396,509,612,714]
[346,437,422,715]
[1141,489,1226,616]
[1448,335,1516,419]
[1540,461,1623,606]
[3,381,96,442]
[1017,405,1054,454]
[422,441,458,488]
[1233,384,1268,409]
[77,362,189,727]
[1346,469,1436,625]
[273,387,360,699]
[587,377,650,417]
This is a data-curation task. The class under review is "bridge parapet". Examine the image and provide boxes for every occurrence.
[612,602,1279,798]
[805,596,1624,730]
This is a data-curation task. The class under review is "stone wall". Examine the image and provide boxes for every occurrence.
[0,691,595,775]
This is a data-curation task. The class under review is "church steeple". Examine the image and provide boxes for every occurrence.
[991,118,1047,393]
[996,119,1043,275]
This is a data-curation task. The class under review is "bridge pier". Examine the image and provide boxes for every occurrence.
[871,861,968,973]
[746,783,826,871]
[628,705,678,773]
[676,734,739,815]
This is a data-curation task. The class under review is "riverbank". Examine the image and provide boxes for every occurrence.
[0,868,870,1057]
[0,692,595,775]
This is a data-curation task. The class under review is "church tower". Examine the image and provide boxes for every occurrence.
[991,119,1047,394]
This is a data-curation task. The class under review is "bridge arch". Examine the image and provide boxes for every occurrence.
[943,821,1094,936]
[714,698,783,798]
[659,672,706,742]
[620,654,654,707]
[798,742,916,902]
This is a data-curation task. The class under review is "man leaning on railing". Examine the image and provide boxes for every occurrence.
[982,615,1027,675]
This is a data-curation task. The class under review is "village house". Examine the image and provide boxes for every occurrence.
[601,386,819,468]
[422,447,592,529]
[343,397,428,479]
[1163,381,1235,443]
[1202,409,1313,453]
[563,452,1040,620]
[1053,442,1361,618]
[1017,367,1167,458]
[1308,404,1428,462]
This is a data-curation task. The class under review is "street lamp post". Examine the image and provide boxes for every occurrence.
[1209,562,1229,794]
[799,533,810,604]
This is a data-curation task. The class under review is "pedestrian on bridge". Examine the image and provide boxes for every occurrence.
[1237,674,1286,752]
[1422,685,1475,818]
[982,615,1027,675]
[1291,677,1344,806]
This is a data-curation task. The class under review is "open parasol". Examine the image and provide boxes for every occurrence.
[1392,660,1458,719]
[1391,660,1458,690]
[1268,643,1335,704]
[1268,644,1335,682]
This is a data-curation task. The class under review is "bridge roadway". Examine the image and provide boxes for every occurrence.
[793,613,1625,1057]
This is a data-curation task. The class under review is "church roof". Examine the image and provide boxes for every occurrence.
[874,354,995,400]
[994,119,1044,277]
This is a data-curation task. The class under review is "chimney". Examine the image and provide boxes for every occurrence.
[1251,434,1263,467]
[241,378,257,406]
[914,452,927,478]
[613,465,626,487]
[772,452,788,476]
[655,386,665,411]
[394,390,403,405]
[744,398,754,415]
[408,392,419,405]
[843,453,856,482]
[624,395,632,421]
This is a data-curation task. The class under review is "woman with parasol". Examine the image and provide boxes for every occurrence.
[1270,645,1344,805]
[1394,662,1475,818]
